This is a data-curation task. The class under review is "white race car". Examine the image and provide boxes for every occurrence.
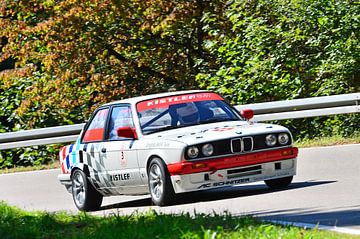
[58,90,298,211]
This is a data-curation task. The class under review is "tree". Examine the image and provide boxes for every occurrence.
[197,0,360,138]
[197,0,360,104]
[0,0,218,127]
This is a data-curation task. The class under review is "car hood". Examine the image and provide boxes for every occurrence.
[146,121,289,145]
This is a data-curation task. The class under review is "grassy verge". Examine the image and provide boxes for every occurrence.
[294,134,360,148]
[0,202,358,239]
[0,161,59,174]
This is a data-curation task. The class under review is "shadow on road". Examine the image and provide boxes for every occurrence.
[255,207,360,228]
[100,180,335,211]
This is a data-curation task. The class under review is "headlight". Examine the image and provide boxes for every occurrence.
[187,146,199,159]
[265,134,277,146]
[278,133,290,145]
[202,144,214,157]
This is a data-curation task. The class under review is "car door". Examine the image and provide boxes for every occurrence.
[101,105,143,194]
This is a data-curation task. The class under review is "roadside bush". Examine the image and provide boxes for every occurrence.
[197,0,360,139]
[0,73,78,168]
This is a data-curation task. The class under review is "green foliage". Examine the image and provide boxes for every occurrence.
[197,0,360,139]
[283,114,360,140]
[198,0,360,102]
[0,74,62,168]
[0,0,212,120]
[0,0,359,168]
[0,202,355,239]
[0,0,215,168]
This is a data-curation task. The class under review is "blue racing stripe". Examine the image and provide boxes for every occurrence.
[66,155,70,169]
[129,140,135,149]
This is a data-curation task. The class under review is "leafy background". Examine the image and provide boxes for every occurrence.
[0,0,359,168]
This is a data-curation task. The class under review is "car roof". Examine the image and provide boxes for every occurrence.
[101,90,211,107]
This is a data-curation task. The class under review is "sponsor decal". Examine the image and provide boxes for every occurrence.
[120,151,127,167]
[146,142,171,148]
[197,178,250,189]
[212,127,234,132]
[119,144,128,167]
[110,173,130,181]
[137,93,223,112]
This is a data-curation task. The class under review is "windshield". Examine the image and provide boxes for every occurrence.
[136,92,242,135]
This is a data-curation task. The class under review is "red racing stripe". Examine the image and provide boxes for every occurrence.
[167,147,298,176]
[60,146,67,173]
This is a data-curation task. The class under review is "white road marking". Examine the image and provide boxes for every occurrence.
[265,220,360,235]
[0,168,59,177]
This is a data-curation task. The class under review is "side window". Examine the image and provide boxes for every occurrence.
[83,108,109,143]
[107,106,134,140]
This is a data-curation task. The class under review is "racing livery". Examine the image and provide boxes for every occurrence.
[58,90,298,211]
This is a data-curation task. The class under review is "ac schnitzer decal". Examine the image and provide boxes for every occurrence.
[137,92,223,111]
[197,178,250,189]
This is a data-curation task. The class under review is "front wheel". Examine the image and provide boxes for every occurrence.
[148,157,175,206]
[71,169,103,211]
[265,176,293,189]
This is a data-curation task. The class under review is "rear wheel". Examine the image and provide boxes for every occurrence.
[148,157,175,206]
[71,169,103,211]
[265,176,293,189]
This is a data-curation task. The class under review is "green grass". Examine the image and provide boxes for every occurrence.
[295,134,360,148]
[0,202,358,239]
[0,161,59,174]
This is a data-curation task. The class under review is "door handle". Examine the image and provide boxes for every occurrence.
[101,148,106,153]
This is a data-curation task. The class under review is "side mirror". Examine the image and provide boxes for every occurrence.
[116,127,138,139]
[240,109,254,120]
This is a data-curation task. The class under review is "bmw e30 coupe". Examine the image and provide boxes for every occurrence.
[58,90,298,211]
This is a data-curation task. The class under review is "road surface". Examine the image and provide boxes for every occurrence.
[1,144,359,233]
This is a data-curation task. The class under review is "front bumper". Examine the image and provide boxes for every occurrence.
[57,174,72,193]
[170,158,296,193]
[168,147,298,193]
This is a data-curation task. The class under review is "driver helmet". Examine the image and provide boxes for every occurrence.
[176,103,200,125]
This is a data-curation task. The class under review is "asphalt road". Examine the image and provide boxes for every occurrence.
[1,144,359,232]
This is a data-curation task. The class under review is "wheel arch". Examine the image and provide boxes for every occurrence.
[146,154,165,174]
[70,167,81,178]
[70,163,90,178]
[143,147,183,173]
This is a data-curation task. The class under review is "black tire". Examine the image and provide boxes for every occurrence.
[265,176,293,190]
[147,157,175,206]
[71,169,103,211]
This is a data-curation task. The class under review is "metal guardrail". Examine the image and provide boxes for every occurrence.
[0,124,84,150]
[235,93,360,121]
[0,93,359,150]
